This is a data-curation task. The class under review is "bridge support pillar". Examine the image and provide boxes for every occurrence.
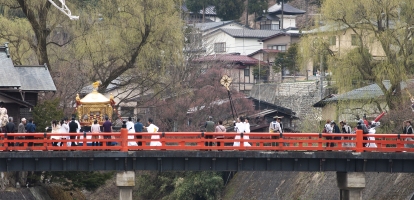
[116,171,135,200]
[336,172,365,200]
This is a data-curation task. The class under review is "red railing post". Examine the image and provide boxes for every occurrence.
[83,131,87,150]
[43,133,48,150]
[397,134,404,152]
[120,128,128,152]
[356,130,363,152]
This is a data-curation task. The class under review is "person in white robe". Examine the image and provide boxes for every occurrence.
[233,117,251,147]
[59,118,70,146]
[366,122,378,148]
[126,117,137,146]
[50,120,62,146]
[146,118,161,146]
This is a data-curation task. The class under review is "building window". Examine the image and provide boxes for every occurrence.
[329,36,336,46]
[351,34,360,46]
[268,45,286,51]
[214,42,226,53]
[244,68,250,76]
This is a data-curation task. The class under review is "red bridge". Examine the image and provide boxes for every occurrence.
[0,129,413,173]
[0,129,411,152]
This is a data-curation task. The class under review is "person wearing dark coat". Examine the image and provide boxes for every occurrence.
[68,117,79,146]
[330,121,341,147]
[5,117,15,146]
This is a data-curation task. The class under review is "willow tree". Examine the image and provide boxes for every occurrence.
[70,0,184,98]
[0,0,79,70]
[300,0,414,110]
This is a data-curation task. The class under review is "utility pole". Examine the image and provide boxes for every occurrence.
[281,1,284,29]
[246,0,249,27]
[320,53,324,100]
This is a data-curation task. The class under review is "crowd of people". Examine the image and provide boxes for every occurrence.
[1,104,413,149]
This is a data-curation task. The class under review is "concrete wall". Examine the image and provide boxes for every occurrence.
[329,28,385,58]
[263,34,300,54]
[235,38,264,55]
[205,31,264,55]
[205,31,236,54]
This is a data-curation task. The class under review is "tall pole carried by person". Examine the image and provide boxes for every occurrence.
[220,75,238,119]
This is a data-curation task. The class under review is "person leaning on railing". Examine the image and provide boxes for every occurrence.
[269,116,283,147]
[25,118,36,147]
[5,117,15,147]
[403,120,414,148]
[17,118,26,146]
[91,120,101,147]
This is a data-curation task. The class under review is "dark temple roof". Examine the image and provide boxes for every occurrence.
[0,44,56,92]
[267,3,306,15]
[15,65,57,91]
[0,45,21,88]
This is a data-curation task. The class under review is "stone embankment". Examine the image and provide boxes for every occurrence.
[223,171,414,200]
[250,81,327,118]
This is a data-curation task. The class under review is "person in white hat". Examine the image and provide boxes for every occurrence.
[270,116,283,146]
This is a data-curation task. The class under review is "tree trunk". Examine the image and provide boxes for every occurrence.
[17,0,52,71]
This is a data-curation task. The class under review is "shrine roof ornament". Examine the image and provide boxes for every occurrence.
[79,81,110,104]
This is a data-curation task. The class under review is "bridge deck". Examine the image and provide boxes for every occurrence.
[1,130,414,172]
[1,151,413,172]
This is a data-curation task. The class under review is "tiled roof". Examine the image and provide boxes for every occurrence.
[0,45,56,91]
[218,28,283,38]
[267,3,306,15]
[194,54,268,66]
[181,4,216,15]
[316,80,412,105]
[200,5,216,15]
[247,49,281,57]
[0,46,21,87]
[193,21,247,32]
[261,32,301,41]
[256,14,280,21]
[15,65,56,91]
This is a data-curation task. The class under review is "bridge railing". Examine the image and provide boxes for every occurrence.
[0,129,414,152]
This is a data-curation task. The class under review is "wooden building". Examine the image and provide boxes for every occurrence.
[0,43,56,124]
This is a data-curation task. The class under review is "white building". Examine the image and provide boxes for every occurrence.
[204,28,283,55]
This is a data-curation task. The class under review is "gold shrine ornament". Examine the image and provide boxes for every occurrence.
[220,75,232,91]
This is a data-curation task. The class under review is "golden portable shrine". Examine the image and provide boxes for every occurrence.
[75,81,116,126]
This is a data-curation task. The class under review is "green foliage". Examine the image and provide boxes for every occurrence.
[186,0,245,21]
[46,171,114,191]
[168,171,224,200]
[328,48,372,93]
[273,44,299,74]
[252,66,269,80]
[298,109,323,133]
[248,0,268,15]
[135,171,224,200]
[32,98,64,132]
[300,0,414,109]
[213,0,245,21]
